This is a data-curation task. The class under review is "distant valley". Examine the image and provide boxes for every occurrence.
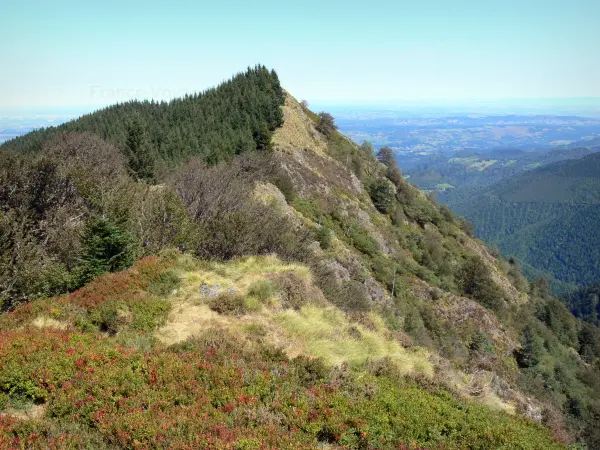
[331,111,600,163]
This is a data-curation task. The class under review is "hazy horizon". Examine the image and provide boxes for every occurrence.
[2,96,600,117]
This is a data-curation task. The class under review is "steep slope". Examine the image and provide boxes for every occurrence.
[448,152,600,290]
[2,67,600,447]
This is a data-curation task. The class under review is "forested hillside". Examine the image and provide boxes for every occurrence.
[409,146,598,195]
[2,65,285,178]
[447,152,600,292]
[568,281,600,326]
[2,67,600,448]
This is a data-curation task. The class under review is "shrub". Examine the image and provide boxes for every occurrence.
[172,157,311,261]
[369,178,396,214]
[291,197,322,221]
[371,255,397,289]
[347,226,380,257]
[208,292,247,315]
[272,172,296,203]
[315,226,332,250]
[315,112,337,138]
[386,167,403,186]
[147,270,180,297]
[338,280,372,312]
[458,255,506,312]
[89,301,130,334]
[275,271,310,310]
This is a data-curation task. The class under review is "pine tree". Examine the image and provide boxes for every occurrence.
[519,325,545,368]
[73,217,133,286]
[125,118,155,182]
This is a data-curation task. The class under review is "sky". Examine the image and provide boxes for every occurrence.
[1,0,599,110]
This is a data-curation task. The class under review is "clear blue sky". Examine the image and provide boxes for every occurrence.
[1,0,599,109]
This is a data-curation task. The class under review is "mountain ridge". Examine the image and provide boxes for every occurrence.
[1,67,600,448]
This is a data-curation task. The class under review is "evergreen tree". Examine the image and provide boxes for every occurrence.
[125,118,155,182]
[519,325,545,368]
[3,66,286,168]
[253,125,272,151]
[74,217,133,286]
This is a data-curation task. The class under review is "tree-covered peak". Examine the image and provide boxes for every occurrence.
[2,65,285,174]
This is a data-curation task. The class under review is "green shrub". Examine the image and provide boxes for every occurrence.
[470,331,494,354]
[315,226,332,250]
[147,270,181,297]
[349,226,380,256]
[336,280,372,312]
[89,301,130,334]
[129,298,172,331]
[272,173,296,203]
[291,197,322,221]
[458,255,506,312]
[371,255,397,289]
[369,178,396,214]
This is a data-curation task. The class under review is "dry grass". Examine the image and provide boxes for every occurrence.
[155,255,310,345]
[272,93,328,157]
[154,254,523,414]
[275,305,432,375]
[444,368,516,414]
[0,404,46,421]
[155,254,432,376]
[31,316,68,330]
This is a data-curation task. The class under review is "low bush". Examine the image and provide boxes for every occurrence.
[458,255,506,312]
[275,271,311,310]
[0,261,566,450]
[208,292,248,315]
[315,226,332,250]
[147,269,181,297]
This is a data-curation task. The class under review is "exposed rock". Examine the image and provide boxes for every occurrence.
[200,283,222,298]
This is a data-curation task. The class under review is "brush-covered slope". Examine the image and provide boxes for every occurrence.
[448,152,600,291]
[2,67,600,448]
[0,253,562,449]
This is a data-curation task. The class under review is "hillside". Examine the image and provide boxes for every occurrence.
[568,281,600,326]
[447,152,600,291]
[2,67,600,448]
[0,253,563,449]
